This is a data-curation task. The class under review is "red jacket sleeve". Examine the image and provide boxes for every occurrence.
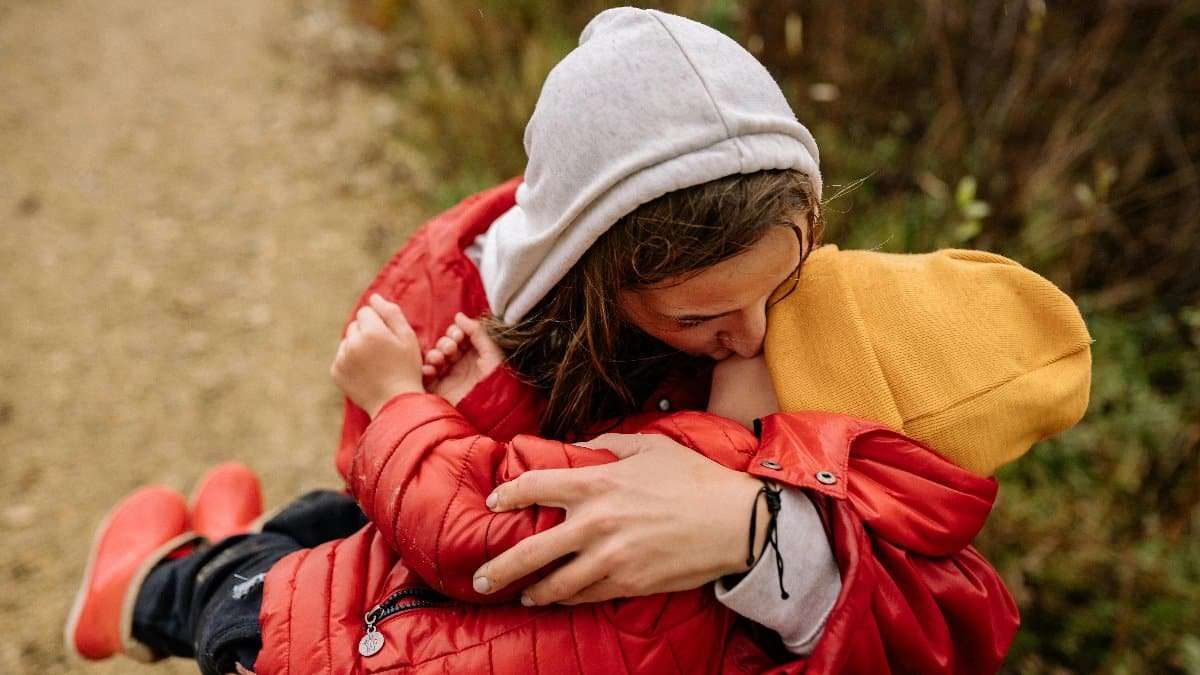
[348,392,617,603]
[745,413,1018,674]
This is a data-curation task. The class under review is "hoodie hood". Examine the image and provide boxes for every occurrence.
[480,8,821,323]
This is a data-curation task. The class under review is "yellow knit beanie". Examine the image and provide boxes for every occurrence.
[764,246,1092,476]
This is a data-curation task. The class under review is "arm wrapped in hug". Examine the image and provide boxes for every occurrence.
[349,389,615,603]
[350,391,1016,674]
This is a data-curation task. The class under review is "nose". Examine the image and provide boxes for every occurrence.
[718,310,766,358]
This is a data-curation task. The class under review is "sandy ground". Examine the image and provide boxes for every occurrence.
[0,1,420,672]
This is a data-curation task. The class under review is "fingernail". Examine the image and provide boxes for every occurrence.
[520,594,535,607]
[485,492,498,510]
[473,576,491,594]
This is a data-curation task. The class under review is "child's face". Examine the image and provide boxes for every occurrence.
[617,226,801,361]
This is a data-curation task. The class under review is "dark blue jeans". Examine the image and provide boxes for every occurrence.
[133,490,368,674]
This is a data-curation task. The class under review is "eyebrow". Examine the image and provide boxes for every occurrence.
[662,309,736,322]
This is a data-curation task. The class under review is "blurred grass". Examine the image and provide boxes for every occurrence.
[336,1,1200,672]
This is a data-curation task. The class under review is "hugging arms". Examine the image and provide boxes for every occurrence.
[304,179,1019,673]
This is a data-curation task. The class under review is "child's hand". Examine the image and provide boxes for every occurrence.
[330,294,424,418]
[423,313,504,406]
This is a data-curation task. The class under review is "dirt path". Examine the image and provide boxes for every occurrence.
[0,2,417,672]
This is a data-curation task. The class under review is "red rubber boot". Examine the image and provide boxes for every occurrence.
[65,486,196,661]
[188,462,264,543]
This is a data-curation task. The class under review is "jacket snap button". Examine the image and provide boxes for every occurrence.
[815,471,838,485]
[657,398,671,411]
[760,460,782,470]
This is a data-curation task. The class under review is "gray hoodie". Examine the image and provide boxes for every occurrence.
[479,7,822,323]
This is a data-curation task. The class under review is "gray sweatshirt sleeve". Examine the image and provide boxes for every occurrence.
[713,487,841,655]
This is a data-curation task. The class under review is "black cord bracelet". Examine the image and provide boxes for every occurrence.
[746,479,789,599]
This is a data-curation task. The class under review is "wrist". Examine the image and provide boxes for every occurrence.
[368,384,423,419]
[717,472,773,577]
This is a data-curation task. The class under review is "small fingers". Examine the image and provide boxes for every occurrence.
[435,336,460,361]
[368,294,412,336]
[453,312,481,333]
[424,348,446,370]
[456,312,505,364]
[355,305,387,333]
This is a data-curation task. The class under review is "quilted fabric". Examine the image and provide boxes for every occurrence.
[256,181,1018,674]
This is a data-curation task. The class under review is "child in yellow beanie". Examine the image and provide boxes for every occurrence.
[708,245,1093,476]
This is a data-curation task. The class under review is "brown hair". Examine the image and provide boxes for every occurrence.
[485,169,823,439]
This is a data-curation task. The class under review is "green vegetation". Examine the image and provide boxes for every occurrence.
[341,1,1200,672]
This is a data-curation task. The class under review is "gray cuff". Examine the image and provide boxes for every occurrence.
[714,487,841,655]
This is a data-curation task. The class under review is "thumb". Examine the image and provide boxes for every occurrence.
[370,294,413,337]
[456,312,505,365]
[576,433,652,460]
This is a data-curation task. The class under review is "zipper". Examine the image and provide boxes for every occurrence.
[358,587,443,657]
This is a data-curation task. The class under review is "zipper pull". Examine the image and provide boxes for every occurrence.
[358,587,442,658]
[358,605,385,657]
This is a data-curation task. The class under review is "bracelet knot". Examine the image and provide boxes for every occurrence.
[745,479,789,600]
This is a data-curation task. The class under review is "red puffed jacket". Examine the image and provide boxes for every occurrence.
[255,179,1019,674]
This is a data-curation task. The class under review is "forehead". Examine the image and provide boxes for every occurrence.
[637,227,799,314]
